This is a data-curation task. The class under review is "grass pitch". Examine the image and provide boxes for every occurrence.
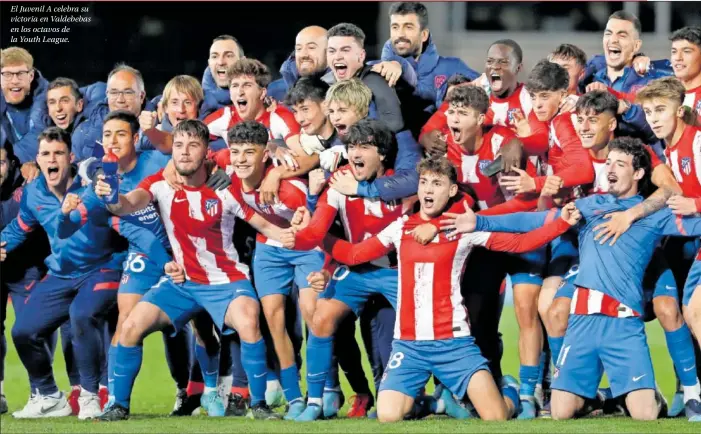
[1,306,697,433]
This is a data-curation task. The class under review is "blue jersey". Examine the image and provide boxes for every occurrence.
[475,194,701,314]
[1,173,123,278]
[66,151,172,270]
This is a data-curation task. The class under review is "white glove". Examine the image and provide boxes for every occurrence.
[300,134,326,155]
[319,145,347,172]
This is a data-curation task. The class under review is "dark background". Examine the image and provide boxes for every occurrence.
[1,1,381,97]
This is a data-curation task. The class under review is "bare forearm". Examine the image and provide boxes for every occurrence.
[143,129,173,154]
[627,187,675,221]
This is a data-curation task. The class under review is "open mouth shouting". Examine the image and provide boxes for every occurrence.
[46,165,60,182]
[421,195,435,210]
[351,158,366,178]
[54,113,69,128]
[333,62,350,80]
[235,97,250,116]
[333,122,349,136]
[489,71,503,92]
[606,46,622,63]
[216,67,228,83]
[449,126,464,144]
[607,172,618,188]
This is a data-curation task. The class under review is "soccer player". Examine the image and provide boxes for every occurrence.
[95,119,287,421]
[446,137,701,421]
[224,120,325,419]
[0,47,49,165]
[1,127,123,419]
[202,35,244,110]
[312,156,579,422]
[268,26,330,102]
[670,27,701,120]
[548,44,587,97]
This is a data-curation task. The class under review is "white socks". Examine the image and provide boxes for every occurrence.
[683,379,701,403]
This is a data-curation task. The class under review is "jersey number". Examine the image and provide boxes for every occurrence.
[387,352,404,370]
[125,253,146,274]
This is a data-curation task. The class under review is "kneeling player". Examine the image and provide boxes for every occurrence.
[304,157,579,422]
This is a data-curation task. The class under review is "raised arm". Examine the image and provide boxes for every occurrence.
[484,209,576,253]
[321,234,393,266]
[293,194,339,251]
[475,208,560,233]
[94,176,153,216]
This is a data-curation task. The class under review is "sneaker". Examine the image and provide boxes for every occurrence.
[225,393,248,417]
[657,388,669,419]
[322,390,344,418]
[0,395,8,415]
[670,392,685,418]
[539,401,551,419]
[517,399,537,420]
[170,391,201,416]
[685,399,701,422]
[247,402,282,420]
[440,387,472,419]
[13,391,73,419]
[295,403,323,422]
[97,403,129,421]
[284,399,306,420]
[78,389,103,420]
[367,409,378,419]
[98,387,109,410]
[266,381,285,409]
[347,394,374,418]
[67,387,81,416]
[200,391,225,417]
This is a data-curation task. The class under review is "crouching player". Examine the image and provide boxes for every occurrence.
[303,156,580,422]
[95,120,288,421]
[449,137,701,420]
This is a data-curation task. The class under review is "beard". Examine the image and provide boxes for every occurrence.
[175,159,204,177]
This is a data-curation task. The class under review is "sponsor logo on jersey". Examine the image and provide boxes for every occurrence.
[129,202,160,225]
[682,157,692,176]
[205,198,219,217]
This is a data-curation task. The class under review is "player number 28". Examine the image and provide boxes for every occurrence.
[125,253,146,273]
[387,352,405,370]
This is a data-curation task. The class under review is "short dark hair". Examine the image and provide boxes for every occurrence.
[103,110,140,136]
[446,86,490,114]
[389,2,429,30]
[212,34,245,57]
[575,90,619,117]
[608,136,653,196]
[38,126,72,151]
[227,58,272,88]
[526,59,569,93]
[343,118,393,158]
[550,44,587,68]
[446,74,471,88]
[47,77,82,101]
[172,119,209,144]
[670,26,701,49]
[417,156,458,185]
[489,39,523,64]
[328,23,366,48]
[285,76,330,107]
[608,10,642,36]
[227,120,269,147]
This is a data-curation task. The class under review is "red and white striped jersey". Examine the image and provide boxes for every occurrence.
[229,167,309,247]
[485,83,533,128]
[138,170,255,285]
[588,147,661,195]
[204,105,301,143]
[683,85,701,121]
[570,287,640,318]
[664,124,701,198]
[446,126,537,210]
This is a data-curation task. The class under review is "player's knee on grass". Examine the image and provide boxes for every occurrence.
[226,297,261,343]
[653,296,683,331]
[550,390,583,420]
[377,390,414,423]
[625,389,658,420]
[467,370,508,421]
[547,298,571,337]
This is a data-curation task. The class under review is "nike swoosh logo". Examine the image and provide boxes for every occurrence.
[665,285,676,290]
[528,273,539,277]
[108,379,114,383]
[174,198,187,203]
[40,402,60,414]
[205,370,218,376]
[632,375,646,382]
[684,366,695,372]
[308,372,326,377]
[114,373,126,377]
[347,197,361,201]
[236,289,247,293]
[254,373,266,378]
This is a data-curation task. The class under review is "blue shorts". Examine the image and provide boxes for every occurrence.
[142,278,258,336]
[252,242,326,298]
[506,248,546,286]
[322,264,398,316]
[683,257,701,307]
[641,250,678,318]
[552,314,655,399]
[553,264,579,300]
[547,231,579,279]
[379,337,489,399]
[119,252,165,295]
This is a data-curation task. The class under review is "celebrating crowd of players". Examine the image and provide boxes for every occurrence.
[1,2,701,424]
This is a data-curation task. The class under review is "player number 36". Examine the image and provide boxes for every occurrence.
[125,253,147,273]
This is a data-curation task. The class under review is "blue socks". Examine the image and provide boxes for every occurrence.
[306,334,333,401]
[665,324,698,387]
[108,344,117,397]
[194,342,219,389]
[240,339,267,406]
[519,365,539,400]
[280,365,303,403]
[113,344,143,409]
[549,336,564,367]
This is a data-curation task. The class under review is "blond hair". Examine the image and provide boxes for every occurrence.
[163,75,204,106]
[325,78,372,118]
[636,77,686,106]
[1,46,33,69]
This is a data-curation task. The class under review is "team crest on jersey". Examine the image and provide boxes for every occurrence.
[205,198,219,217]
[506,108,520,124]
[12,187,23,203]
[696,100,701,116]
[434,74,447,89]
[682,157,692,176]
[478,160,492,174]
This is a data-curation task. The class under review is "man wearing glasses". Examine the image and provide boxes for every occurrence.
[0,47,49,166]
